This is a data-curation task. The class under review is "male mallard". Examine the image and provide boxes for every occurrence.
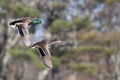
[30,39,62,68]
[10,17,43,27]
[9,17,43,47]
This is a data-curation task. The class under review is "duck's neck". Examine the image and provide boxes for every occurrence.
[32,19,42,24]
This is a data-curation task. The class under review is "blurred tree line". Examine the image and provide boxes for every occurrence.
[0,0,120,80]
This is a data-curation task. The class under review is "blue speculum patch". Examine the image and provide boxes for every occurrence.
[17,27,24,36]
[38,48,46,57]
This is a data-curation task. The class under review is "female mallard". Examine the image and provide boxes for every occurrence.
[31,39,62,68]
[9,17,44,47]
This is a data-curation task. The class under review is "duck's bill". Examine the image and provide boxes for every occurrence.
[37,48,52,68]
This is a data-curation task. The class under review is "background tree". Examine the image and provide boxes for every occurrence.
[0,0,120,80]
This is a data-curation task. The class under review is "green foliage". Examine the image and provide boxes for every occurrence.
[72,16,92,30]
[62,45,115,59]
[68,62,98,75]
[52,56,61,68]
[67,46,104,54]
[49,19,72,33]
[34,60,46,70]
[98,32,120,46]
[0,1,40,17]
[7,46,47,70]
[52,2,66,11]
[77,30,101,42]
[7,46,37,61]
[84,0,100,9]
[104,48,116,56]
[49,17,92,33]
[97,0,120,4]
[40,2,66,11]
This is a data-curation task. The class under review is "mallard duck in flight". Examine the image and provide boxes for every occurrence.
[9,17,44,47]
[30,39,62,68]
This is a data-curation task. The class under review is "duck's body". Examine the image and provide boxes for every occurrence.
[9,17,43,47]
[31,39,61,68]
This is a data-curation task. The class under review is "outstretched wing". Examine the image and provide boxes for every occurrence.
[17,25,33,47]
[48,40,62,46]
[37,47,52,68]
[9,18,28,25]
[30,39,48,48]
[10,17,37,26]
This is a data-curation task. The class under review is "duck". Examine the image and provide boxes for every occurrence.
[9,17,43,27]
[30,39,62,68]
[9,17,44,47]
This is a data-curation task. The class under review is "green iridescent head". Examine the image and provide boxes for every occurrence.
[32,19,42,24]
